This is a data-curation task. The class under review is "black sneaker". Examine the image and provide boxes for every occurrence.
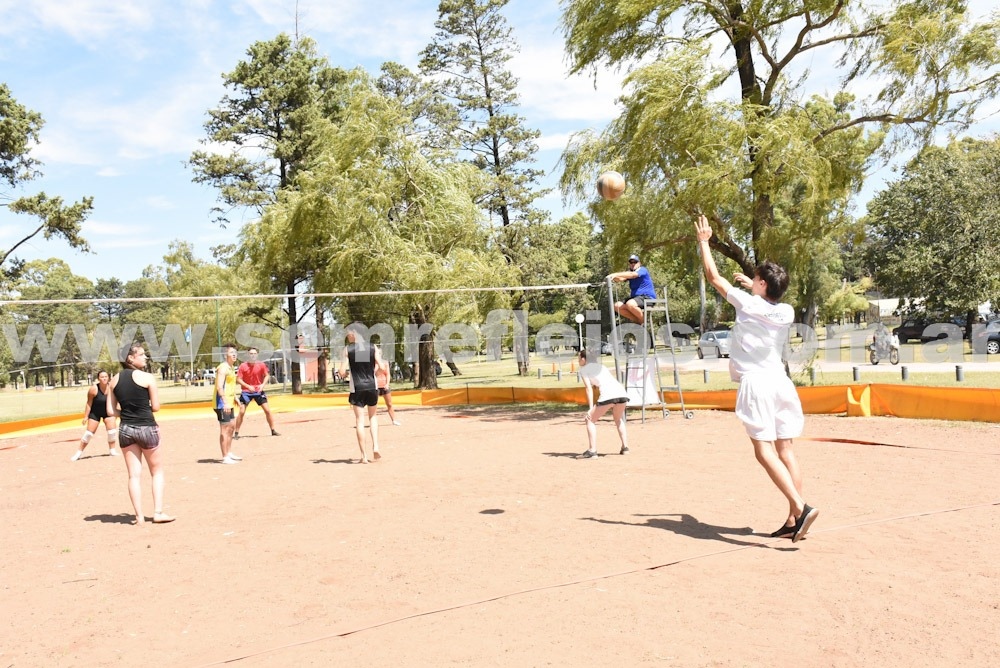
[271,429,280,436]
[770,523,796,538]
[232,432,240,439]
[580,449,598,459]
[792,505,818,543]
[619,445,630,455]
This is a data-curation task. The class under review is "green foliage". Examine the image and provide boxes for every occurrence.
[821,276,874,324]
[419,0,549,230]
[254,70,518,386]
[190,34,350,392]
[502,212,597,319]
[1,85,94,280]
[189,34,347,225]
[559,0,1000,315]
[863,136,1000,315]
[5,258,95,384]
[0,83,43,187]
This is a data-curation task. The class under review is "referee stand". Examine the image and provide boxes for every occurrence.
[606,279,693,423]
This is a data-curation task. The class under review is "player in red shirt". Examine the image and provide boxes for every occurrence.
[233,347,279,438]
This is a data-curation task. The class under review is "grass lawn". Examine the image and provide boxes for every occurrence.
[4,345,1000,423]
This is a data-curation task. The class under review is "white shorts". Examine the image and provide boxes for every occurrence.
[735,372,803,441]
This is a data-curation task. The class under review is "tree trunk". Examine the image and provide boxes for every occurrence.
[316,306,328,391]
[441,347,461,376]
[287,284,302,394]
[411,306,438,389]
[513,306,529,376]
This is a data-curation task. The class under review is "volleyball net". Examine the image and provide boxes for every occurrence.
[0,283,616,387]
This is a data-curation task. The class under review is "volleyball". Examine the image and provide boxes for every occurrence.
[597,171,626,200]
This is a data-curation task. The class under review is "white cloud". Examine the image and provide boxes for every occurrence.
[144,196,175,211]
[536,132,574,152]
[240,0,439,67]
[510,41,623,124]
[33,78,221,166]
[0,0,154,42]
[96,166,121,177]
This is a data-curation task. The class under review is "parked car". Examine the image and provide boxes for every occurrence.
[893,315,969,343]
[697,330,730,359]
[892,317,930,344]
[972,320,1000,355]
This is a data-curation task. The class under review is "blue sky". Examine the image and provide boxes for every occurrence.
[1,0,997,285]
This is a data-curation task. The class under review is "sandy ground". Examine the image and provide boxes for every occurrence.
[2,403,999,667]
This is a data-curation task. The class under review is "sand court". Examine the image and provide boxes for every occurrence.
[2,404,998,666]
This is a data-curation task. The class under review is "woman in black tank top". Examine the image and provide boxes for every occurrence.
[70,370,121,461]
[108,343,174,525]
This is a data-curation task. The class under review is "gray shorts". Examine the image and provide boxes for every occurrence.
[118,424,160,449]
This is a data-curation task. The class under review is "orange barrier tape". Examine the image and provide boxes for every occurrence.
[4,383,1000,440]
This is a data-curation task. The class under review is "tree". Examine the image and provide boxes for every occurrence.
[862,137,1000,325]
[92,278,126,323]
[0,84,94,283]
[559,1,1000,309]
[258,70,516,389]
[190,34,347,393]
[506,212,599,339]
[7,258,95,386]
[419,0,549,231]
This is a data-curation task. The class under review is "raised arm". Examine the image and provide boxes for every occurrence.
[695,215,734,298]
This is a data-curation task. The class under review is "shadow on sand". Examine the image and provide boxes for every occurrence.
[582,512,793,549]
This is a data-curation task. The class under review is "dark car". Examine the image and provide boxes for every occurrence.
[892,317,929,344]
[892,316,967,343]
[972,320,1000,355]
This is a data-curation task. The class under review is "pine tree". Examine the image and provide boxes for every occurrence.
[419,0,549,230]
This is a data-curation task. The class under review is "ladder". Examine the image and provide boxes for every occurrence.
[606,279,694,423]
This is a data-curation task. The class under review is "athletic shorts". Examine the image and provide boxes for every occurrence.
[631,295,655,310]
[378,387,391,396]
[734,372,804,441]
[348,390,379,407]
[597,396,628,406]
[239,391,268,406]
[215,408,235,423]
[118,424,160,449]
[87,412,110,423]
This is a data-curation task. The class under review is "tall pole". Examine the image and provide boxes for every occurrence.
[187,326,194,382]
[606,275,621,380]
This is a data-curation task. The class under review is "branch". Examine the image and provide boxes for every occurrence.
[0,221,47,267]
[813,112,932,143]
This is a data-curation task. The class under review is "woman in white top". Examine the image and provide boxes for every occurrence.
[578,349,630,458]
